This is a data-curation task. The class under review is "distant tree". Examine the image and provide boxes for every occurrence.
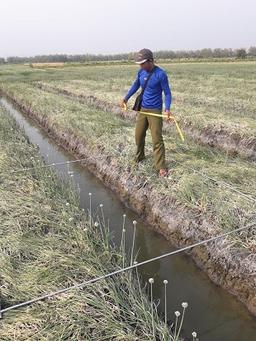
[200,48,213,58]
[128,52,136,61]
[5,47,255,64]
[248,46,256,56]
[0,57,5,64]
[222,48,235,58]
[236,49,247,59]
[212,48,222,58]
[155,50,177,59]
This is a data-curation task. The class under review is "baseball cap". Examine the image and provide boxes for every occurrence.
[135,48,154,64]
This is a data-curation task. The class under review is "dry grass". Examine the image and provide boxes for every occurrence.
[1,61,255,142]
[24,61,256,139]
[30,63,65,69]
[0,82,255,253]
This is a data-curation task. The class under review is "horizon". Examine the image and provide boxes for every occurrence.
[1,46,254,60]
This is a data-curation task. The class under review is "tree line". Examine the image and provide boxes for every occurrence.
[1,47,256,64]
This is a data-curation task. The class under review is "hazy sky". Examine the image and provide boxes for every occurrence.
[1,0,255,57]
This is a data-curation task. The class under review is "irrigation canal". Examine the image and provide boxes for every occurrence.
[1,97,256,341]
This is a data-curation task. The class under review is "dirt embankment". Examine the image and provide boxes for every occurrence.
[1,88,256,316]
[35,82,256,161]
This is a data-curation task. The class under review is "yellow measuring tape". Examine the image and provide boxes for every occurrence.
[122,104,185,142]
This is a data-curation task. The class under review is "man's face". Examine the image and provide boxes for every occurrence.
[140,60,153,72]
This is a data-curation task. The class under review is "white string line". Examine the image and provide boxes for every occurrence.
[170,158,256,204]
[1,101,255,202]
[1,221,255,318]
[0,158,88,175]
[0,153,255,204]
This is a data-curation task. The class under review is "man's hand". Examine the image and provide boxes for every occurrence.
[165,110,174,122]
[121,99,127,111]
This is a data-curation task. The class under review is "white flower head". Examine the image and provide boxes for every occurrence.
[163,279,168,285]
[133,220,137,225]
[100,204,103,208]
[66,202,70,206]
[192,332,197,338]
[182,302,188,309]
[175,311,180,317]
[89,192,92,196]
[123,214,126,217]
[94,222,99,227]
[148,278,154,284]
[68,217,73,222]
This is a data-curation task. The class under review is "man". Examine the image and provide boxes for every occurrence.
[121,48,172,177]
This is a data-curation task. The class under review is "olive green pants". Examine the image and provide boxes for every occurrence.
[135,107,166,170]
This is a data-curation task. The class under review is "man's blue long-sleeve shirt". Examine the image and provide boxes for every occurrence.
[124,66,172,111]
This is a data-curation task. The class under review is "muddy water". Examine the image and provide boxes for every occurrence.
[1,97,255,341]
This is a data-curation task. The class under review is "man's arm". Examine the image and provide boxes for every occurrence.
[160,72,172,111]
